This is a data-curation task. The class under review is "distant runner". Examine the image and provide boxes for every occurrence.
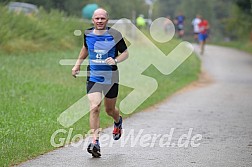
[174,12,186,39]
[198,16,209,55]
[192,14,201,42]
[136,14,146,29]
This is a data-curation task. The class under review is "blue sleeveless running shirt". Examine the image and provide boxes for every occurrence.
[84,27,127,84]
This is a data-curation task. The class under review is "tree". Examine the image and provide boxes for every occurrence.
[224,0,252,40]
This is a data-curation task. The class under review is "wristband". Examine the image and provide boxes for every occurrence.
[114,58,118,65]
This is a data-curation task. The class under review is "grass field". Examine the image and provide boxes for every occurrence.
[0,38,200,166]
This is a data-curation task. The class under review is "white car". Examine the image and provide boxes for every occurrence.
[8,2,38,15]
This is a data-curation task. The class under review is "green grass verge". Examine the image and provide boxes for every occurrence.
[0,39,200,166]
[213,41,252,55]
[0,5,85,54]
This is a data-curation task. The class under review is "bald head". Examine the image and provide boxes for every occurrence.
[92,8,109,30]
[92,8,109,19]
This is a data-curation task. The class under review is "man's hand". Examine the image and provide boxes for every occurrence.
[105,57,117,65]
[72,65,80,78]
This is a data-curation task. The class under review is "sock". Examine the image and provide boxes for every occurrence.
[93,138,99,145]
[114,116,121,126]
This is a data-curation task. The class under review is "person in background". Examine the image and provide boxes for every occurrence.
[198,16,210,55]
[174,12,186,39]
[136,14,146,29]
[164,15,173,33]
[192,14,201,42]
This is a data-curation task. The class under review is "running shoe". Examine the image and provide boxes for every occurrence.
[113,116,122,140]
[87,140,101,158]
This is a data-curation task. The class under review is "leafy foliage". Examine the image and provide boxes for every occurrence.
[224,0,252,40]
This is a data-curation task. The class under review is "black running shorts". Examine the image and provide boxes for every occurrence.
[86,81,118,98]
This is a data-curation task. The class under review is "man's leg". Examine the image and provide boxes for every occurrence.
[87,91,102,157]
[104,83,122,140]
[178,30,182,38]
[201,35,207,55]
[105,97,122,140]
[194,33,199,43]
[104,97,120,123]
[103,83,120,122]
[198,33,204,55]
[180,29,184,38]
[200,41,204,55]
[88,92,102,141]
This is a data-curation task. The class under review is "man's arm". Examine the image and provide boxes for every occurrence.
[72,45,88,78]
[105,50,129,65]
[115,50,129,63]
[105,29,129,65]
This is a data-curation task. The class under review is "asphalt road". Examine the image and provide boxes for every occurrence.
[18,45,252,167]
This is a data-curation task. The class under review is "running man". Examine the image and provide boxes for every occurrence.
[174,12,186,39]
[72,8,129,157]
[198,16,209,55]
[192,14,201,42]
